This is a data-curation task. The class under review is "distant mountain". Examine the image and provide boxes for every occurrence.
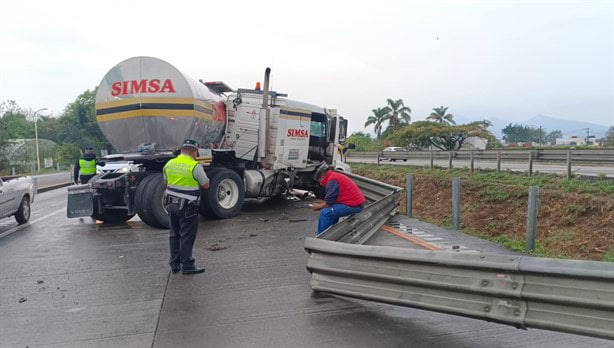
[455,114,610,140]
[524,115,609,139]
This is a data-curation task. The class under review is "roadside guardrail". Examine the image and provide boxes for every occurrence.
[347,149,614,164]
[305,171,614,340]
[346,149,614,178]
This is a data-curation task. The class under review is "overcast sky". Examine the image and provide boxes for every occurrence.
[1,0,612,134]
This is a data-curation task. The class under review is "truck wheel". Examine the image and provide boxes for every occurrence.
[92,198,136,224]
[200,169,244,219]
[139,173,170,229]
[135,174,159,227]
[14,196,31,224]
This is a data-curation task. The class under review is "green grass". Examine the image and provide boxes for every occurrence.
[478,188,509,203]
[603,250,614,262]
[350,163,614,196]
[462,228,557,258]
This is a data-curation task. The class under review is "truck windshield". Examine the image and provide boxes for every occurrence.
[310,119,326,138]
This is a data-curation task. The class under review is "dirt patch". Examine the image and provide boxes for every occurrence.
[353,167,614,261]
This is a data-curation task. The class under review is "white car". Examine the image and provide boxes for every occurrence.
[381,147,408,161]
[0,176,36,224]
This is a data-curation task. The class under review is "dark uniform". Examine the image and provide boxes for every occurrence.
[163,140,209,275]
[73,146,102,184]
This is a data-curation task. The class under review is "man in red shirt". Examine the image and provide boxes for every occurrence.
[311,164,366,235]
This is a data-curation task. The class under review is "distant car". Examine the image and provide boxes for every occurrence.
[381,147,408,161]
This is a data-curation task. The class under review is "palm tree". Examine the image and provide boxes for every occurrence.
[364,107,390,139]
[427,106,456,124]
[384,98,411,132]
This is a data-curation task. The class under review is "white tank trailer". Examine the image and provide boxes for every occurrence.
[67,56,352,228]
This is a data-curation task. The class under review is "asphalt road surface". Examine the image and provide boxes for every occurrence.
[347,157,614,177]
[0,188,611,347]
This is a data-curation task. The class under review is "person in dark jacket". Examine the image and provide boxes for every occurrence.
[310,164,366,235]
[73,146,103,184]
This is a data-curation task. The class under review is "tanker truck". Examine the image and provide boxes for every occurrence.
[67,56,352,228]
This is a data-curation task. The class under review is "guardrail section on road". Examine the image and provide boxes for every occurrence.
[305,239,614,340]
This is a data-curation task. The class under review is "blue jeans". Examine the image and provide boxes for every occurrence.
[317,204,363,235]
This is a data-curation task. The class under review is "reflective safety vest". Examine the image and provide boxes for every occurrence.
[163,154,200,201]
[79,159,97,175]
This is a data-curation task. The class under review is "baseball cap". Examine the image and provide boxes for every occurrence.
[182,139,199,149]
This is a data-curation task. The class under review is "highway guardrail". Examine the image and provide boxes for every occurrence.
[347,149,614,164]
[305,171,614,340]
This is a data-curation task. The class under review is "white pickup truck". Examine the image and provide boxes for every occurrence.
[0,176,36,224]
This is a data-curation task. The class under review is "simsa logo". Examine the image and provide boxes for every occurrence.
[111,79,176,96]
[287,129,309,138]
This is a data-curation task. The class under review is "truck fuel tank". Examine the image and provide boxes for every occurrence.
[95,56,227,153]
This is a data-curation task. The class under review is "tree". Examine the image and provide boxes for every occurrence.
[56,89,114,153]
[364,107,390,139]
[383,98,411,132]
[544,130,563,145]
[607,126,614,146]
[427,106,455,124]
[387,120,495,151]
[346,132,383,152]
[502,123,548,144]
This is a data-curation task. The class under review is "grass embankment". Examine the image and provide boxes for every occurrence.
[351,163,614,262]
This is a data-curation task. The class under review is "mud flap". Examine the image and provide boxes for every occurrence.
[67,184,94,218]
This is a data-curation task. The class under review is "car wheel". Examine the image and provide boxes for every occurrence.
[15,196,31,224]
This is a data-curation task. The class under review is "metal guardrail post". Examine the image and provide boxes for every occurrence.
[496,151,501,173]
[452,177,461,230]
[406,174,413,218]
[567,150,571,180]
[528,152,534,176]
[429,151,434,169]
[448,152,453,170]
[470,151,474,173]
[377,152,381,166]
[525,186,539,251]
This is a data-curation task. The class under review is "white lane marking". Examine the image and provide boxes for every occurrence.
[423,237,443,241]
[0,208,65,239]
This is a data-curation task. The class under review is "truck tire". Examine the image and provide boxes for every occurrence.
[135,174,160,227]
[14,196,31,224]
[200,169,244,219]
[91,198,136,224]
[138,173,170,229]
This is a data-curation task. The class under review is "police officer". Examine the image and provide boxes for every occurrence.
[73,146,103,184]
[163,139,209,275]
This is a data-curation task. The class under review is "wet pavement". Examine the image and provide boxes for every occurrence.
[1,189,611,347]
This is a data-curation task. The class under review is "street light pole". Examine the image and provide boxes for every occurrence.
[33,108,48,172]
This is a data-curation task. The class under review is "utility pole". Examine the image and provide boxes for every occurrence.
[584,128,590,145]
[32,108,48,172]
